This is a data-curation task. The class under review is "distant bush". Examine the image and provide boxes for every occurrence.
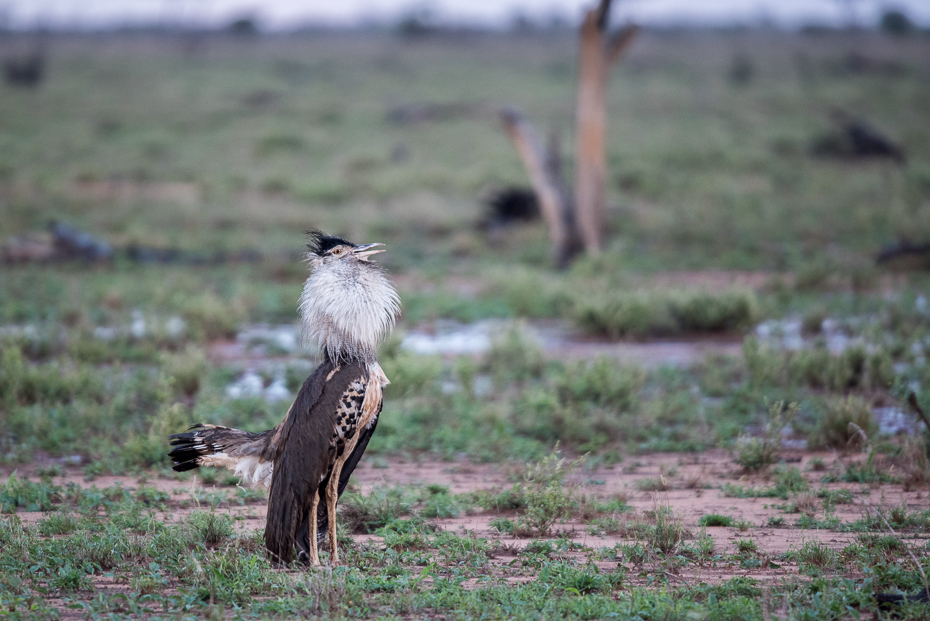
[296,179,351,205]
[381,351,442,399]
[121,403,191,468]
[509,357,643,451]
[161,345,208,397]
[496,269,570,318]
[574,289,758,339]
[254,133,303,156]
[736,401,799,472]
[0,347,104,406]
[880,10,914,36]
[808,395,877,450]
[181,293,244,341]
[227,17,259,36]
[189,511,235,546]
[484,326,546,385]
[744,338,893,392]
[556,359,644,411]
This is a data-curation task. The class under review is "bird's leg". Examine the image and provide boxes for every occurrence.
[326,459,345,564]
[308,492,321,566]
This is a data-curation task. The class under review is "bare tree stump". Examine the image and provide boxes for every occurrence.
[500,108,581,267]
[499,1,638,267]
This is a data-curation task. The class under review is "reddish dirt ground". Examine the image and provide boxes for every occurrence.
[5,450,927,586]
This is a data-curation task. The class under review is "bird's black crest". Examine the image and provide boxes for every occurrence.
[306,230,353,256]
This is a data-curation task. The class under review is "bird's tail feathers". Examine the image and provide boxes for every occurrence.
[168,424,274,487]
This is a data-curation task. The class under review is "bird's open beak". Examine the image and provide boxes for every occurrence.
[352,243,385,261]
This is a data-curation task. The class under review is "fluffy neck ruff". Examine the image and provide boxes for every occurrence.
[298,258,400,364]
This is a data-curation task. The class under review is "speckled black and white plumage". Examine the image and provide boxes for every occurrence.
[168,231,399,566]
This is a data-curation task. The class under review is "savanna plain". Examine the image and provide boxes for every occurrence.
[2,28,930,620]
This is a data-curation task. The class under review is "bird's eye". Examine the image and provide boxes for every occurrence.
[332,247,343,256]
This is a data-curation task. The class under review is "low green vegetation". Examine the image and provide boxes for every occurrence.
[1,26,930,619]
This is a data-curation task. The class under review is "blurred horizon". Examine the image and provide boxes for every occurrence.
[2,0,929,32]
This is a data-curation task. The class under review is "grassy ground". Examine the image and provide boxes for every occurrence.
[1,28,930,618]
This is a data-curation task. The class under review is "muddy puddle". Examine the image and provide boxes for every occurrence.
[400,319,743,366]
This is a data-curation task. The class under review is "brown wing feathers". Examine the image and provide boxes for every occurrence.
[264,359,368,564]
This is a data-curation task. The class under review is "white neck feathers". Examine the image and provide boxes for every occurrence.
[298,260,400,363]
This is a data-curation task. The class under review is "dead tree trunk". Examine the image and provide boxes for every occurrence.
[575,1,638,253]
[499,0,638,267]
[500,108,580,268]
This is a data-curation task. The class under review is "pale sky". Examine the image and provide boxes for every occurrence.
[6,0,930,30]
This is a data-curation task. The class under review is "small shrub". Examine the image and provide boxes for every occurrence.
[524,540,554,555]
[381,352,441,398]
[573,289,757,339]
[773,466,809,495]
[419,490,464,519]
[880,9,914,36]
[131,568,168,595]
[635,477,669,492]
[35,464,64,479]
[340,488,410,533]
[791,493,820,517]
[809,395,877,450]
[255,133,304,155]
[162,345,208,397]
[490,517,515,534]
[546,563,614,595]
[0,347,104,406]
[573,290,674,339]
[189,511,234,546]
[698,514,734,527]
[182,293,244,341]
[587,515,623,536]
[737,401,799,471]
[556,359,643,411]
[122,403,191,468]
[736,538,758,555]
[797,540,837,569]
[651,507,685,555]
[198,468,219,485]
[669,290,759,333]
[37,511,78,535]
[857,534,906,553]
[474,486,526,512]
[483,326,545,385]
[504,452,580,537]
[808,457,827,471]
[0,473,61,513]
[302,566,349,616]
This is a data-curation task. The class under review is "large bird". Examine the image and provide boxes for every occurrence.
[168,231,400,565]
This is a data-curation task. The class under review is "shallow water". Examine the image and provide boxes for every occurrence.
[400,319,742,367]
